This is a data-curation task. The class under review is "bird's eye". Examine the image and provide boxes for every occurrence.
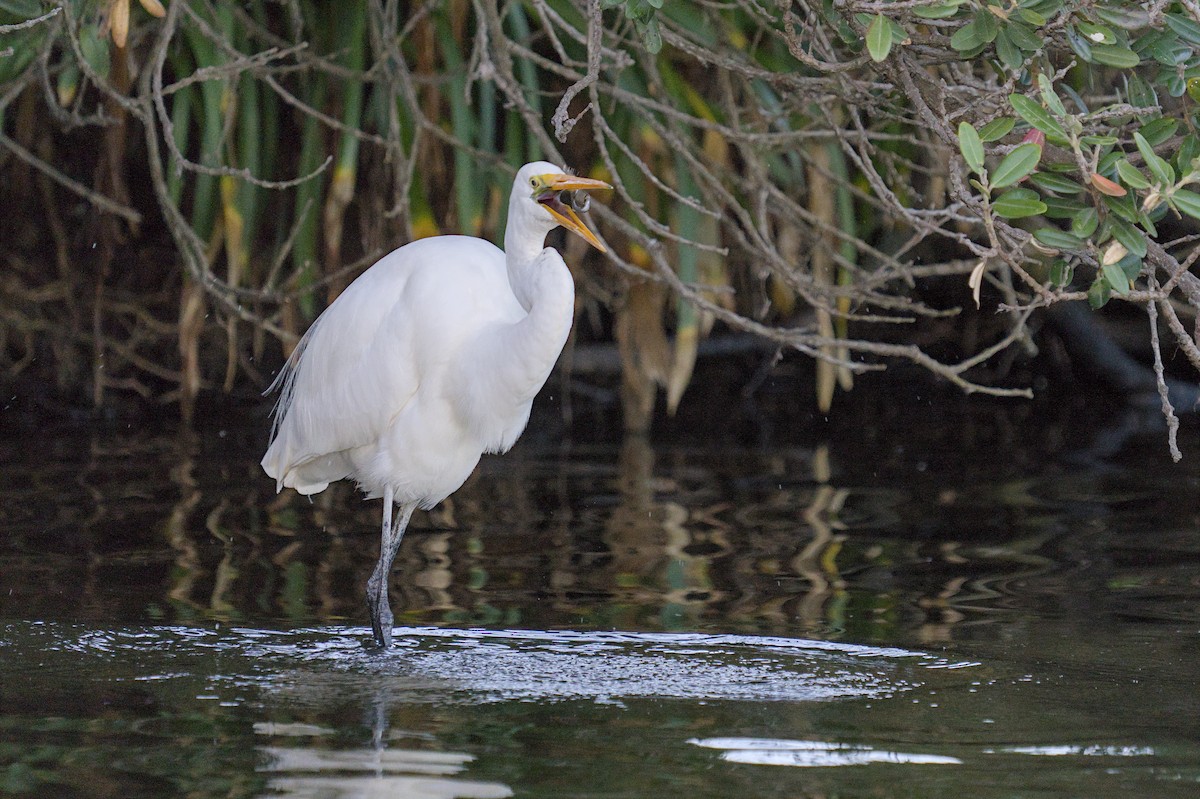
[529,177,539,188]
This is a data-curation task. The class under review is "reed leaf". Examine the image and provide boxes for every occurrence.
[668,152,702,414]
[506,2,542,162]
[826,140,856,394]
[323,0,368,299]
[291,73,328,320]
[181,19,224,241]
[166,77,193,207]
[436,11,482,235]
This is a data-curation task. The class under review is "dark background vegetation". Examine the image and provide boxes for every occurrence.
[2,0,1200,452]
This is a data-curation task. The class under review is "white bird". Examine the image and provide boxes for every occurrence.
[261,162,611,647]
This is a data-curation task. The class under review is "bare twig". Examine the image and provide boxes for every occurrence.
[550,0,602,142]
[151,1,332,190]
[1147,290,1183,461]
[0,132,142,224]
[0,6,60,34]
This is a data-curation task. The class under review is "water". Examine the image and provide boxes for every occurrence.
[2,394,1199,797]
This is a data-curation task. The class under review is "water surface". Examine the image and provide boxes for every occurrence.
[2,394,1198,797]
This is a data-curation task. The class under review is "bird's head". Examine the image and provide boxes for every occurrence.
[514,161,612,253]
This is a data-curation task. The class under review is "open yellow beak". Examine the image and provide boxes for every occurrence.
[538,173,612,253]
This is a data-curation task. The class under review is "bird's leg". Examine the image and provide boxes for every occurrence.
[365,487,416,648]
[366,492,393,647]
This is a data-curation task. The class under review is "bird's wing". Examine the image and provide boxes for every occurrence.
[262,252,419,492]
[262,237,511,494]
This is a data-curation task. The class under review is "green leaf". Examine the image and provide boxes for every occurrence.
[951,19,985,51]
[958,42,990,59]
[1140,31,1193,68]
[1016,7,1047,26]
[1094,5,1151,30]
[1007,20,1043,50]
[1029,172,1081,194]
[1103,193,1140,223]
[79,24,111,80]
[993,188,1047,218]
[1090,44,1140,68]
[1101,260,1131,296]
[995,28,1023,70]
[1178,135,1200,171]
[913,1,964,20]
[1108,216,1147,258]
[974,7,1000,42]
[1076,21,1115,45]
[1066,26,1094,62]
[1043,161,1080,174]
[1134,132,1175,186]
[1114,159,1150,189]
[991,142,1042,188]
[637,17,662,53]
[1124,72,1159,109]
[1037,74,1068,117]
[1088,275,1111,308]
[1166,13,1200,47]
[958,121,985,175]
[1009,94,1068,142]
[1071,207,1099,238]
[1139,118,1178,147]
[1171,188,1200,221]
[1097,152,1123,174]
[1049,259,1074,287]
[866,14,892,62]
[1042,196,1087,218]
[1034,227,1085,250]
[1140,211,1158,238]
[1118,253,1143,282]
[978,117,1016,142]
[56,63,80,107]
[627,0,655,21]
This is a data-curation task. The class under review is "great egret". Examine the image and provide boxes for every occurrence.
[262,162,611,647]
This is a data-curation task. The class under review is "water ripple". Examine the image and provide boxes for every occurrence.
[3,622,967,705]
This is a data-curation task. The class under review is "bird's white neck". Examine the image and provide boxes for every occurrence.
[446,203,574,451]
[504,201,559,312]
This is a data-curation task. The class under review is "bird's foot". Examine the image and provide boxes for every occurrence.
[365,579,394,649]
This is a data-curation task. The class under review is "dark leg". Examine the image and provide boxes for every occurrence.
[365,487,416,648]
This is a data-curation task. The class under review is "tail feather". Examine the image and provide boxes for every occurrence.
[261,434,352,496]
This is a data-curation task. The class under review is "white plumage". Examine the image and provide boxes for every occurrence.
[262,161,610,647]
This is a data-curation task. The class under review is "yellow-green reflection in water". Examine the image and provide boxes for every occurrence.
[1,408,1199,797]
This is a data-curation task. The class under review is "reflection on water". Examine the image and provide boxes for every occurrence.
[688,738,964,767]
[4,418,1198,649]
[258,739,513,799]
[2,397,1200,797]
